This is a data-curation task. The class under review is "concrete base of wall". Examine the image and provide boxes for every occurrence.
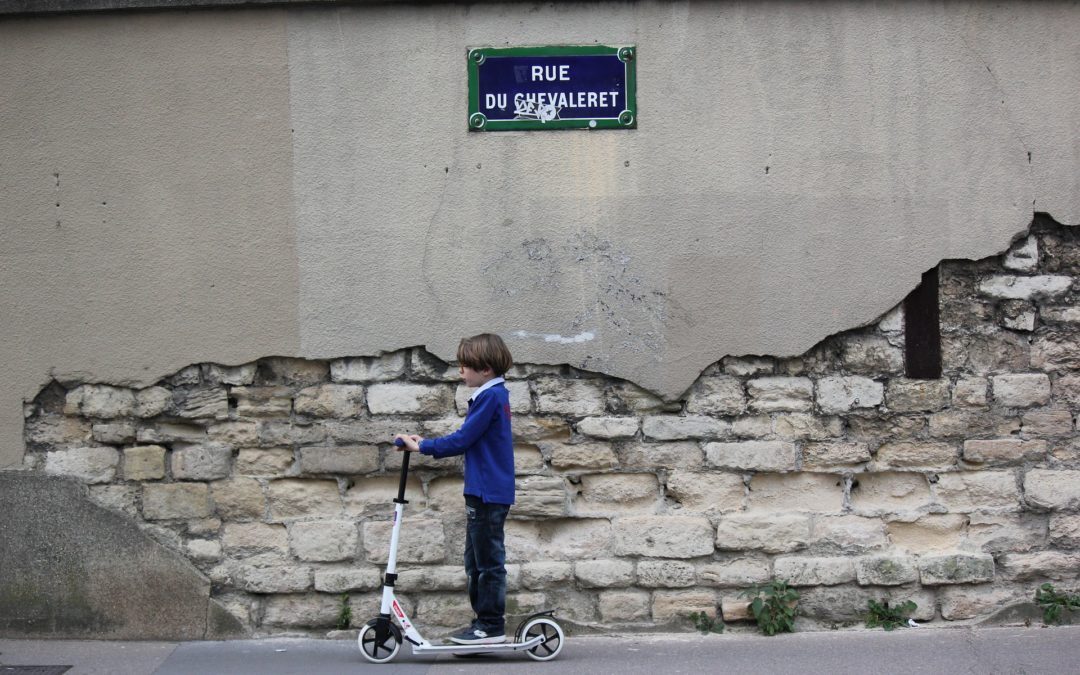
[0,473,245,639]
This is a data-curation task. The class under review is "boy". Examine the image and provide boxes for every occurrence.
[394,333,515,645]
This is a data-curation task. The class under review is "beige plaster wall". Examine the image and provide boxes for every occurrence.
[2,1,1079,467]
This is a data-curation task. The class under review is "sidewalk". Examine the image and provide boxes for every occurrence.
[3,625,1079,674]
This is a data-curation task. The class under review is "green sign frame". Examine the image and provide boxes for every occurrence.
[467,45,637,131]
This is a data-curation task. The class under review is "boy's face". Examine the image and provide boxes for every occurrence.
[459,365,495,388]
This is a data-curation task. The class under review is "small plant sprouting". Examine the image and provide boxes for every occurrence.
[741,580,799,636]
[1035,583,1080,625]
[865,598,917,631]
[688,611,724,635]
[336,593,352,630]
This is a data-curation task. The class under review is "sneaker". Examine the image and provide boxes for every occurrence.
[449,625,506,645]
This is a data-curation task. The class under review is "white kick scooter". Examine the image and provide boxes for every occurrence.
[357,440,566,663]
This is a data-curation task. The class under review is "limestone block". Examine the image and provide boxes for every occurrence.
[637,560,696,588]
[173,387,229,420]
[871,441,958,471]
[721,597,753,622]
[715,514,812,554]
[850,472,931,516]
[732,415,773,439]
[64,384,136,418]
[746,377,813,412]
[168,366,201,386]
[330,352,407,383]
[704,440,796,472]
[685,376,746,416]
[575,559,635,588]
[187,517,221,536]
[117,449,167,487]
[598,590,650,622]
[417,594,474,628]
[210,477,265,521]
[186,539,222,561]
[544,441,618,471]
[721,356,775,377]
[962,439,1047,466]
[143,483,212,520]
[136,422,206,444]
[135,387,172,418]
[774,556,856,586]
[314,567,383,593]
[617,442,703,470]
[511,416,570,442]
[235,448,294,476]
[840,335,904,374]
[294,384,365,418]
[396,566,468,592]
[802,442,870,470]
[853,556,919,586]
[408,348,458,381]
[665,470,744,513]
[515,476,568,518]
[799,585,935,622]
[1041,306,1080,324]
[257,358,329,386]
[206,421,259,447]
[952,377,988,407]
[919,552,995,585]
[1025,469,1080,510]
[533,379,606,416]
[204,363,257,386]
[1050,439,1080,462]
[346,475,424,515]
[258,421,327,447]
[171,443,232,481]
[43,447,119,484]
[1003,236,1038,271]
[652,590,717,622]
[232,386,293,416]
[935,471,1020,513]
[1050,513,1080,548]
[221,523,289,554]
[939,586,1026,620]
[363,519,446,564]
[928,410,1020,438]
[696,557,771,587]
[977,275,1072,300]
[642,415,731,441]
[605,382,680,414]
[967,513,1047,554]
[992,374,1052,408]
[87,484,138,516]
[998,551,1080,581]
[514,444,547,474]
[1031,331,1080,373]
[505,519,613,561]
[747,473,844,513]
[521,561,573,589]
[231,558,311,593]
[886,379,951,412]
[808,516,889,555]
[289,520,359,562]
[613,516,714,558]
[92,422,137,445]
[772,413,844,441]
[887,515,967,553]
[1021,410,1074,437]
[878,306,904,333]
[262,593,336,626]
[816,376,884,414]
[298,445,379,474]
[848,414,926,441]
[24,414,92,448]
[576,416,640,439]
[423,477,465,513]
[267,479,342,519]
[366,383,453,415]
[1052,374,1080,407]
[1001,304,1037,332]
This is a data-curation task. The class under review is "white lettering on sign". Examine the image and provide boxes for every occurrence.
[531,65,571,81]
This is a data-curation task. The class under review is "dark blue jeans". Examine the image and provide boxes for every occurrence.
[464,495,510,633]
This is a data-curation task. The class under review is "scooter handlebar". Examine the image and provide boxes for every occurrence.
[393,438,410,503]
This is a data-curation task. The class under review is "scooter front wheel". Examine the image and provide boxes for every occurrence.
[358,619,402,664]
[521,616,565,661]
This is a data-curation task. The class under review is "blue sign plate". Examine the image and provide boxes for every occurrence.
[468,45,636,131]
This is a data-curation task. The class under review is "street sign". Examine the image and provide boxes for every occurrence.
[467,45,637,131]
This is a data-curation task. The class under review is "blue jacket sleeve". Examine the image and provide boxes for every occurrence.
[419,392,497,458]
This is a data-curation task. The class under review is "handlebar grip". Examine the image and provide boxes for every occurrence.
[393,438,405,447]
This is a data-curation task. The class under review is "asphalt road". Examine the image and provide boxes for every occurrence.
[2,626,1078,675]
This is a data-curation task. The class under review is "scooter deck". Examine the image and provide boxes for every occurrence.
[411,634,545,655]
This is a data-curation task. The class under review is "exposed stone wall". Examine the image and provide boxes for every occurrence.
[15,217,1080,635]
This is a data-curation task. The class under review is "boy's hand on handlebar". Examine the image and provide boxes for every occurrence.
[394,434,423,452]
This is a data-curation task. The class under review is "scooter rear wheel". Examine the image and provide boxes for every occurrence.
[358,619,402,664]
[521,617,564,661]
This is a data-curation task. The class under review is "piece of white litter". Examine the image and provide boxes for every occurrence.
[275,648,288,652]
[907,619,920,628]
